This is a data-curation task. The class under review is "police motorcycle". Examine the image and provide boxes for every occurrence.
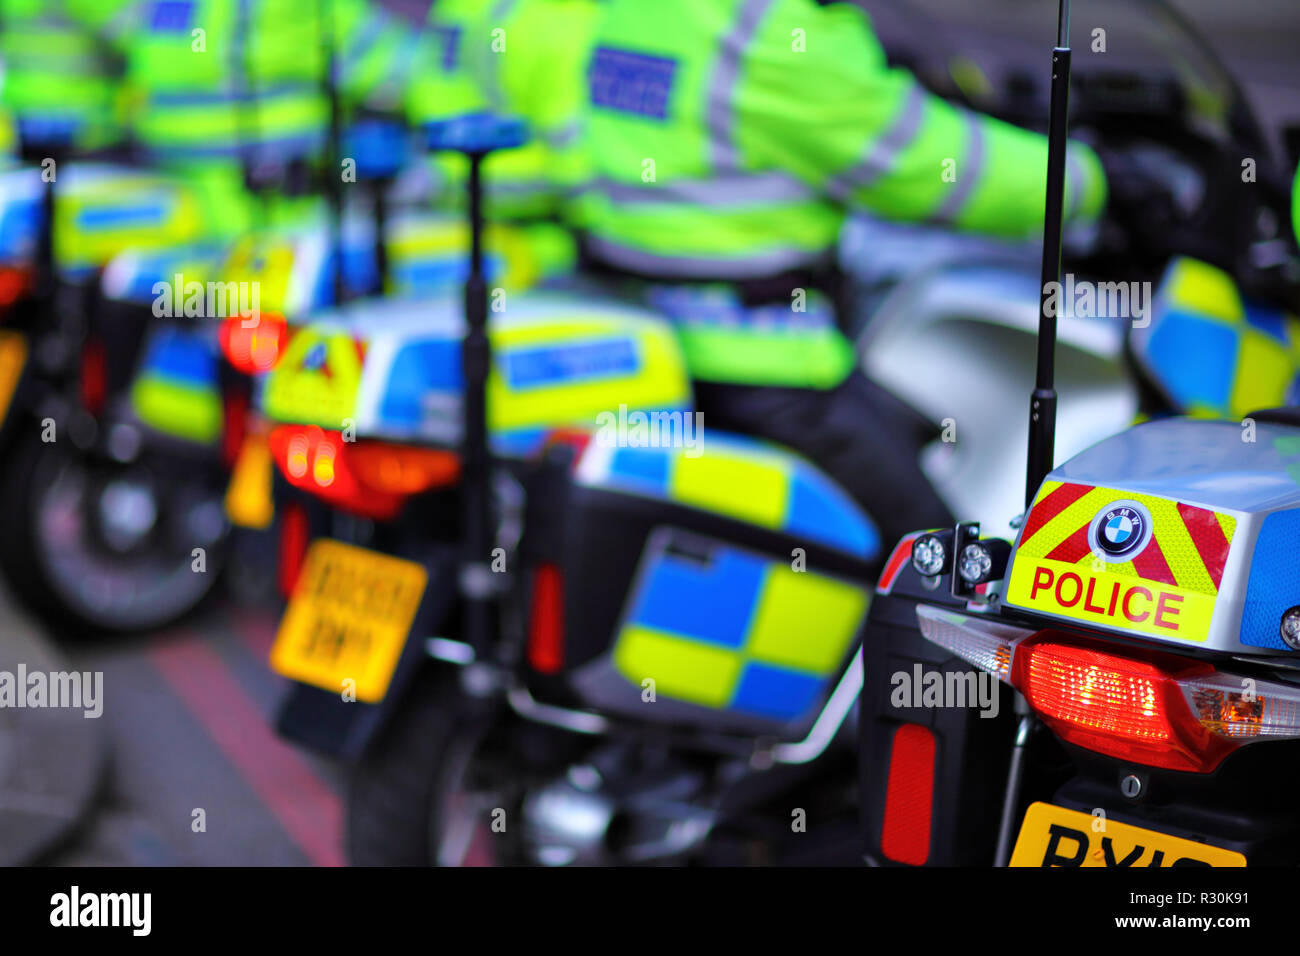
[257,3,1295,866]
[858,0,1300,867]
[0,6,572,635]
[0,115,244,633]
[0,112,419,634]
[255,114,880,866]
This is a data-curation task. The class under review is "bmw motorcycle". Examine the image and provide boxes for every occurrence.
[257,0,1294,865]
[0,100,573,635]
[858,0,1300,868]
[0,123,241,634]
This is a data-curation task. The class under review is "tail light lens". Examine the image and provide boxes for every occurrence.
[219,312,289,374]
[1010,639,1234,773]
[916,604,1300,773]
[527,562,565,674]
[348,442,460,495]
[268,425,459,519]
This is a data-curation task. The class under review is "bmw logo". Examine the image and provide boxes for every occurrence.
[1087,500,1154,563]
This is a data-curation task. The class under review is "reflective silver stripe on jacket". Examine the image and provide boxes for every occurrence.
[707,0,778,171]
[583,234,821,280]
[582,170,816,207]
[931,112,986,223]
[481,0,522,111]
[825,82,927,202]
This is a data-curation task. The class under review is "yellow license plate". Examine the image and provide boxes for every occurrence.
[270,539,428,703]
[1010,802,1246,867]
[0,329,27,425]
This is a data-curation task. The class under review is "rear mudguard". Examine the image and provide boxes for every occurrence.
[273,542,464,762]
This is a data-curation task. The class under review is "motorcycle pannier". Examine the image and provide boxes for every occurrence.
[528,431,880,740]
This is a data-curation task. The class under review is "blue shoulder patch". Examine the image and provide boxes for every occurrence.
[588,47,677,120]
[150,0,195,32]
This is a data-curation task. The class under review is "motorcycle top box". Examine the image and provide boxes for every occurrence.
[1002,417,1300,658]
[259,289,690,455]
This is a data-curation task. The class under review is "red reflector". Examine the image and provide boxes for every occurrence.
[79,338,107,416]
[527,563,565,674]
[876,531,922,594]
[880,723,935,865]
[1011,637,1234,773]
[277,502,309,598]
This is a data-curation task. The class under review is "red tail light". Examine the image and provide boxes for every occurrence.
[1010,637,1234,773]
[79,337,107,416]
[268,425,459,519]
[527,563,565,674]
[278,501,309,598]
[919,608,1300,774]
[347,441,460,495]
[219,312,289,374]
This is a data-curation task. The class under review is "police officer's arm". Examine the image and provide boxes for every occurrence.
[736,0,1106,237]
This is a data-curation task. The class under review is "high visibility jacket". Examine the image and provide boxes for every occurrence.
[94,0,417,236]
[110,0,414,166]
[571,0,1109,387]
[0,0,132,152]
[407,0,601,222]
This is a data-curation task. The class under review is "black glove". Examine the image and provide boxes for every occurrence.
[1095,142,1209,264]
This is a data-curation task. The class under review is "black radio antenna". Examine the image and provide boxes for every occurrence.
[1024,0,1072,509]
[319,0,345,305]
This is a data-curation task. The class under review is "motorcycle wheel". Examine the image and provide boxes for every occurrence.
[0,431,227,635]
[348,669,529,867]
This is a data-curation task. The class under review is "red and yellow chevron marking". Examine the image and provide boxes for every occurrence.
[1006,480,1237,644]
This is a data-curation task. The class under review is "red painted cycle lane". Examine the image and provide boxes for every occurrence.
[149,634,345,867]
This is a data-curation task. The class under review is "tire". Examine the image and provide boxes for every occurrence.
[347,669,518,867]
[0,430,226,635]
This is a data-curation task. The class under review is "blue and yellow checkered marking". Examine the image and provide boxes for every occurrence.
[130,326,222,444]
[612,544,868,722]
[1136,258,1300,418]
[602,434,879,559]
